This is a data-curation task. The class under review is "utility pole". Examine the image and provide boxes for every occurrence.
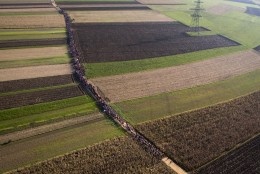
[190,0,204,35]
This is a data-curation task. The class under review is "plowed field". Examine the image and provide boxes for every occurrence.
[197,135,260,174]
[0,85,83,110]
[0,64,72,82]
[0,75,72,93]
[73,22,239,63]
[92,50,260,102]
[136,91,260,171]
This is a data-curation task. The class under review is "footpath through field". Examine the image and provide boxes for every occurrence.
[51,0,187,173]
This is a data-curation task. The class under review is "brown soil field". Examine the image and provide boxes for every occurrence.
[70,10,173,23]
[207,4,245,15]
[196,135,260,174]
[0,85,83,110]
[92,50,260,102]
[0,46,68,61]
[0,75,72,93]
[62,6,150,11]
[137,0,184,5]
[73,22,237,63]
[0,8,56,13]
[0,38,66,48]
[9,137,174,174]
[136,91,260,171]
[0,64,72,82]
[0,15,65,29]
[0,113,103,144]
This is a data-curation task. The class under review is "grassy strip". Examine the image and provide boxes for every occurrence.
[0,102,98,132]
[0,119,124,173]
[112,69,260,124]
[85,45,245,78]
[0,96,94,121]
[0,83,75,97]
[186,31,216,36]
[0,56,70,69]
[0,12,58,17]
[56,0,134,1]
[0,28,66,35]
[0,33,66,41]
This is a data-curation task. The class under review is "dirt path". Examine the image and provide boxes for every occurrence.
[162,157,188,174]
[0,46,68,61]
[92,50,260,102]
[0,64,72,82]
[0,113,103,145]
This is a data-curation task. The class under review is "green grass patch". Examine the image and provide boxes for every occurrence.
[0,96,95,122]
[56,0,134,1]
[112,69,260,124]
[86,45,245,78]
[160,3,260,48]
[0,119,124,173]
[0,56,70,69]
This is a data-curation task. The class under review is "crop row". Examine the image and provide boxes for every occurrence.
[136,91,260,171]
[11,136,174,174]
[0,85,83,110]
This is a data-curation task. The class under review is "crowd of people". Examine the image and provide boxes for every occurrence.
[51,0,163,159]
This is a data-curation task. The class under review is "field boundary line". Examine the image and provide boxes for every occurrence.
[0,113,103,145]
[51,1,188,174]
[162,157,188,174]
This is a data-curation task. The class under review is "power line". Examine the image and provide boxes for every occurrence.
[190,0,204,35]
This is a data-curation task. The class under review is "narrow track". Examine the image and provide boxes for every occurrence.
[51,0,187,173]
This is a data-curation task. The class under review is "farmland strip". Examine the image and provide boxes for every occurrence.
[52,1,186,173]
[0,112,103,144]
[0,75,72,93]
[196,134,260,174]
[246,7,260,16]
[91,50,260,102]
[0,85,83,110]
[0,64,72,82]
[0,38,66,48]
[61,6,151,11]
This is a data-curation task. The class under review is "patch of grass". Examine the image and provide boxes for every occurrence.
[85,46,245,78]
[56,0,134,1]
[0,96,95,122]
[160,2,260,48]
[0,56,70,69]
[0,12,58,17]
[112,69,260,124]
[0,119,124,173]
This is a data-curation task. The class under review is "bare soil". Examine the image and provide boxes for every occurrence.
[0,15,65,29]
[0,8,56,12]
[196,135,260,174]
[136,91,260,171]
[62,6,150,11]
[207,4,245,15]
[73,22,238,63]
[92,50,260,102]
[0,85,83,110]
[0,64,72,82]
[69,10,173,23]
[0,46,68,61]
[246,7,260,16]
[0,38,66,48]
[0,74,72,93]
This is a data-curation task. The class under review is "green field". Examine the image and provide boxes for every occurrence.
[0,56,70,69]
[0,119,124,173]
[112,69,260,124]
[56,0,134,1]
[0,28,66,41]
[0,95,98,133]
[86,46,244,78]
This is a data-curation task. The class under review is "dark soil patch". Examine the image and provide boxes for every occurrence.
[254,45,260,52]
[230,0,256,5]
[196,135,260,174]
[61,6,150,11]
[136,91,260,171]
[246,7,260,16]
[0,75,73,93]
[0,38,66,48]
[0,86,83,110]
[0,3,51,6]
[72,22,239,63]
